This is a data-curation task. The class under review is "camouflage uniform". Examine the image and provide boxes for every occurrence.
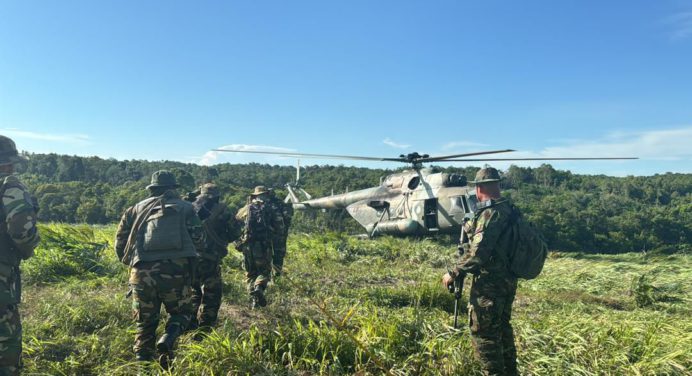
[189,183,240,329]
[235,186,282,308]
[115,170,204,363]
[0,136,40,376]
[451,168,519,376]
[266,190,292,275]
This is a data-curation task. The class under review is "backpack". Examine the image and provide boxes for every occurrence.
[140,199,185,252]
[244,201,270,241]
[506,206,548,279]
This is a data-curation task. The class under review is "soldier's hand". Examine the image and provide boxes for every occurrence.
[442,273,455,290]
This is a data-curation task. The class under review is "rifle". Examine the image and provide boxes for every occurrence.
[447,214,472,328]
[447,267,465,329]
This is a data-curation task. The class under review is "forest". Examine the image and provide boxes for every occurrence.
[15,152,692,254]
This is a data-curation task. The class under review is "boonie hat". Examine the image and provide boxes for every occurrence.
[200,183,220,197]
[146,170,180,189]
[251,185,269,196]
[470,167,501,184]
[0,136,28,165]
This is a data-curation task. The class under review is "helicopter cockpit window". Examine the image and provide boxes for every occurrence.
[407,176,420,189]
[446,173,467,187]
[385,176,404,188]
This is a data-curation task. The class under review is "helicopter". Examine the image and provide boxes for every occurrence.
[213,148,637,237]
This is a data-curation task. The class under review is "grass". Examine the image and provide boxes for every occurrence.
[18,224,692,375]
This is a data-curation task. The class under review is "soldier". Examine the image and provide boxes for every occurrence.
[266,189,293,276]
[442,167,519,376]
[115,170,204,367]
[0,136,40,376]
[189,183,240,331]
[235,186,281,309]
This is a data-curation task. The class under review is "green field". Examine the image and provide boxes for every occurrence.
[19,224,691,375]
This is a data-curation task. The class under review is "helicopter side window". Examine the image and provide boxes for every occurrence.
[407,176,420,189]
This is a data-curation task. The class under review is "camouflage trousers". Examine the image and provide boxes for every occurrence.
[129,258,193,359]
[468,275,518,376]
[191,258,223,328]
[242,241,272,292]
[271,235,288,275]
[0,305,21,376]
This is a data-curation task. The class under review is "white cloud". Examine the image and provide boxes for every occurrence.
[666,11,692,40]
[452,126,692,175]
[536,126,692,159]
[198,144,296,166]
[383,138,410,149]
[0,128,90,145]
[441,141,489,150]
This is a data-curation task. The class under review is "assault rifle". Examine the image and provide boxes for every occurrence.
[447,214,472,328]
[446,268,465,329]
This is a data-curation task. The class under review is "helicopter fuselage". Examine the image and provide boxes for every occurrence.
[291,168,476,237]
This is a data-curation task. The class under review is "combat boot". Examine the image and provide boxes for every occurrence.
[186,316,199,332]
[156,325,182,369]
[135,353,154,362]
[250,285,267,309]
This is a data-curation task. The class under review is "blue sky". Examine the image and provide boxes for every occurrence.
[1,1,691,176]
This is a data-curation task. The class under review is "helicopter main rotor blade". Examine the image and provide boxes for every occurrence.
[440,157,639,162]
[213,149,403,162]
[417,149,516,163]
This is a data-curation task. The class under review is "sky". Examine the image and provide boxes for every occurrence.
[1,0,691,176]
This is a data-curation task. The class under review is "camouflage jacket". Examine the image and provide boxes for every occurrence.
[0,174,40,265]
[192,195,241,261]
[454,198,515,278]
[115,190,205,266]
[0,173,40,305]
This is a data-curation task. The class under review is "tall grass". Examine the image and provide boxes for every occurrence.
[19,224,691,375]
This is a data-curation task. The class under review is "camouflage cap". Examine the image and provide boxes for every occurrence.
[251,185,269,196]
[0,135,28,165]
[200,183,220,197]
[146,170,180,189]
[470,167,501,184]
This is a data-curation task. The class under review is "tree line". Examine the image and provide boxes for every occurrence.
[15,153,691,254]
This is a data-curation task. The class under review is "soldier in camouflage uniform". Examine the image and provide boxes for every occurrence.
[266,189,293,276]
[0,136,40,376]
[235,186,282,308]
[115,170,205,366]
[189,183,240,331]
[443,167,519,376]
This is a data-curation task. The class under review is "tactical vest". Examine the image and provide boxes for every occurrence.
[130,196,197,264]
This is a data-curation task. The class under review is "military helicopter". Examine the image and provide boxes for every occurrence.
[213,148,637,237]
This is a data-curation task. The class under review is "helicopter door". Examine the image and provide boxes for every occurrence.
[423,198,438,230]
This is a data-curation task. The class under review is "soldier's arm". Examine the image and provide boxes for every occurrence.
[187,208,206,250]
[454,208,505,275]
[224,212,242,243]
[114,206,135,261]
[2,183,40,259]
